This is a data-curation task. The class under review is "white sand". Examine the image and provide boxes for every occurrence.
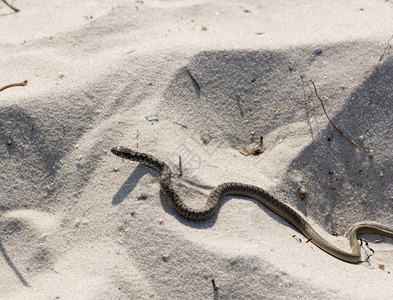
[1,0,393,299]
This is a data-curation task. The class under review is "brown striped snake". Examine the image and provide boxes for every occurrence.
[112,146,393,263]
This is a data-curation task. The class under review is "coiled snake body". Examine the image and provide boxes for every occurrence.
[111,146,393,263]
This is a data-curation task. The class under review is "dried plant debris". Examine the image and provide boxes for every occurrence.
[300,76,367,151]
[239,136,264,156]
[365,33,393,75]
[298,187,308,200]
[0,80,28,92]
[251,143,264,155]
[238,147,250,156]
[201,134,212,144]
[1,0,20,12]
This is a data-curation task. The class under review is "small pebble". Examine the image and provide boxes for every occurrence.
[158,218,164,224]
[298,187,308,200]
[313,48,323,55]
[201,26,207,31]
[74,219,81,227]
[137,193,148,200]
[145,114,159,122]
[130,210,136,216]
[201,134,212,144]
[255,31,264,35]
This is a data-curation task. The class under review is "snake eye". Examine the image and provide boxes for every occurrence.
[111,146,124,156]
[111,146,134,158]
[111,147,118,154]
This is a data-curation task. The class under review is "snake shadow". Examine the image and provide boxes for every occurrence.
[0,236,29,287]
[112,165,158,206]
[155,176,303,231]
[159,190,300,232]
[112,163,298,232]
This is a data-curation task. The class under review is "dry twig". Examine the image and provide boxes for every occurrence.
[211,279,219,291]
[300,76,367,151]
[0,80,28,92]
[378,34,393,63]
[365,33,393,75]
[178,155,183,177]
[1,0,20,12]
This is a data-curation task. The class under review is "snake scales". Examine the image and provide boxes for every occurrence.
[111,146,393,263]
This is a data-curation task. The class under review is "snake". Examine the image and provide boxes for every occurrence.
[111,146,393,263]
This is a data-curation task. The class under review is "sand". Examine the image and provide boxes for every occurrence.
[1,0,393,299]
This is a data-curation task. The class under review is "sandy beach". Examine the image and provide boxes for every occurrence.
[1,0,393,299]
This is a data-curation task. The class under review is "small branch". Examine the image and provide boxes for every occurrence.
[174,121,188,128]
[211,279,219,291]
[360,238,375,263]
[235,95,244,117]
[365,33,393,75]
[300,77,367,151]
[185,69,201,98]
[1,0,20,12]
[0,80,28,92]
[178,155,183,177]
[378,33,393,63]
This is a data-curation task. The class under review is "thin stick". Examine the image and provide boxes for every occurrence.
[178,155,183,177]
[301,77,367,151]
[1,0,20,12]
[0,80,28,92]
[211,279,219,291]
[365,33,393,75]
[378,33,393,63]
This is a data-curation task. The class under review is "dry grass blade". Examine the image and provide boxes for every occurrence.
[1,0,20,12]
[364,33,393,75]
[0,80,28,92]
[300,76,367,151]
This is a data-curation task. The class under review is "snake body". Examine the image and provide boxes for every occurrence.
[111,146,393,263]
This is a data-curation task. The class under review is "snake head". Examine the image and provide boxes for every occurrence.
[111,146,136,159]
